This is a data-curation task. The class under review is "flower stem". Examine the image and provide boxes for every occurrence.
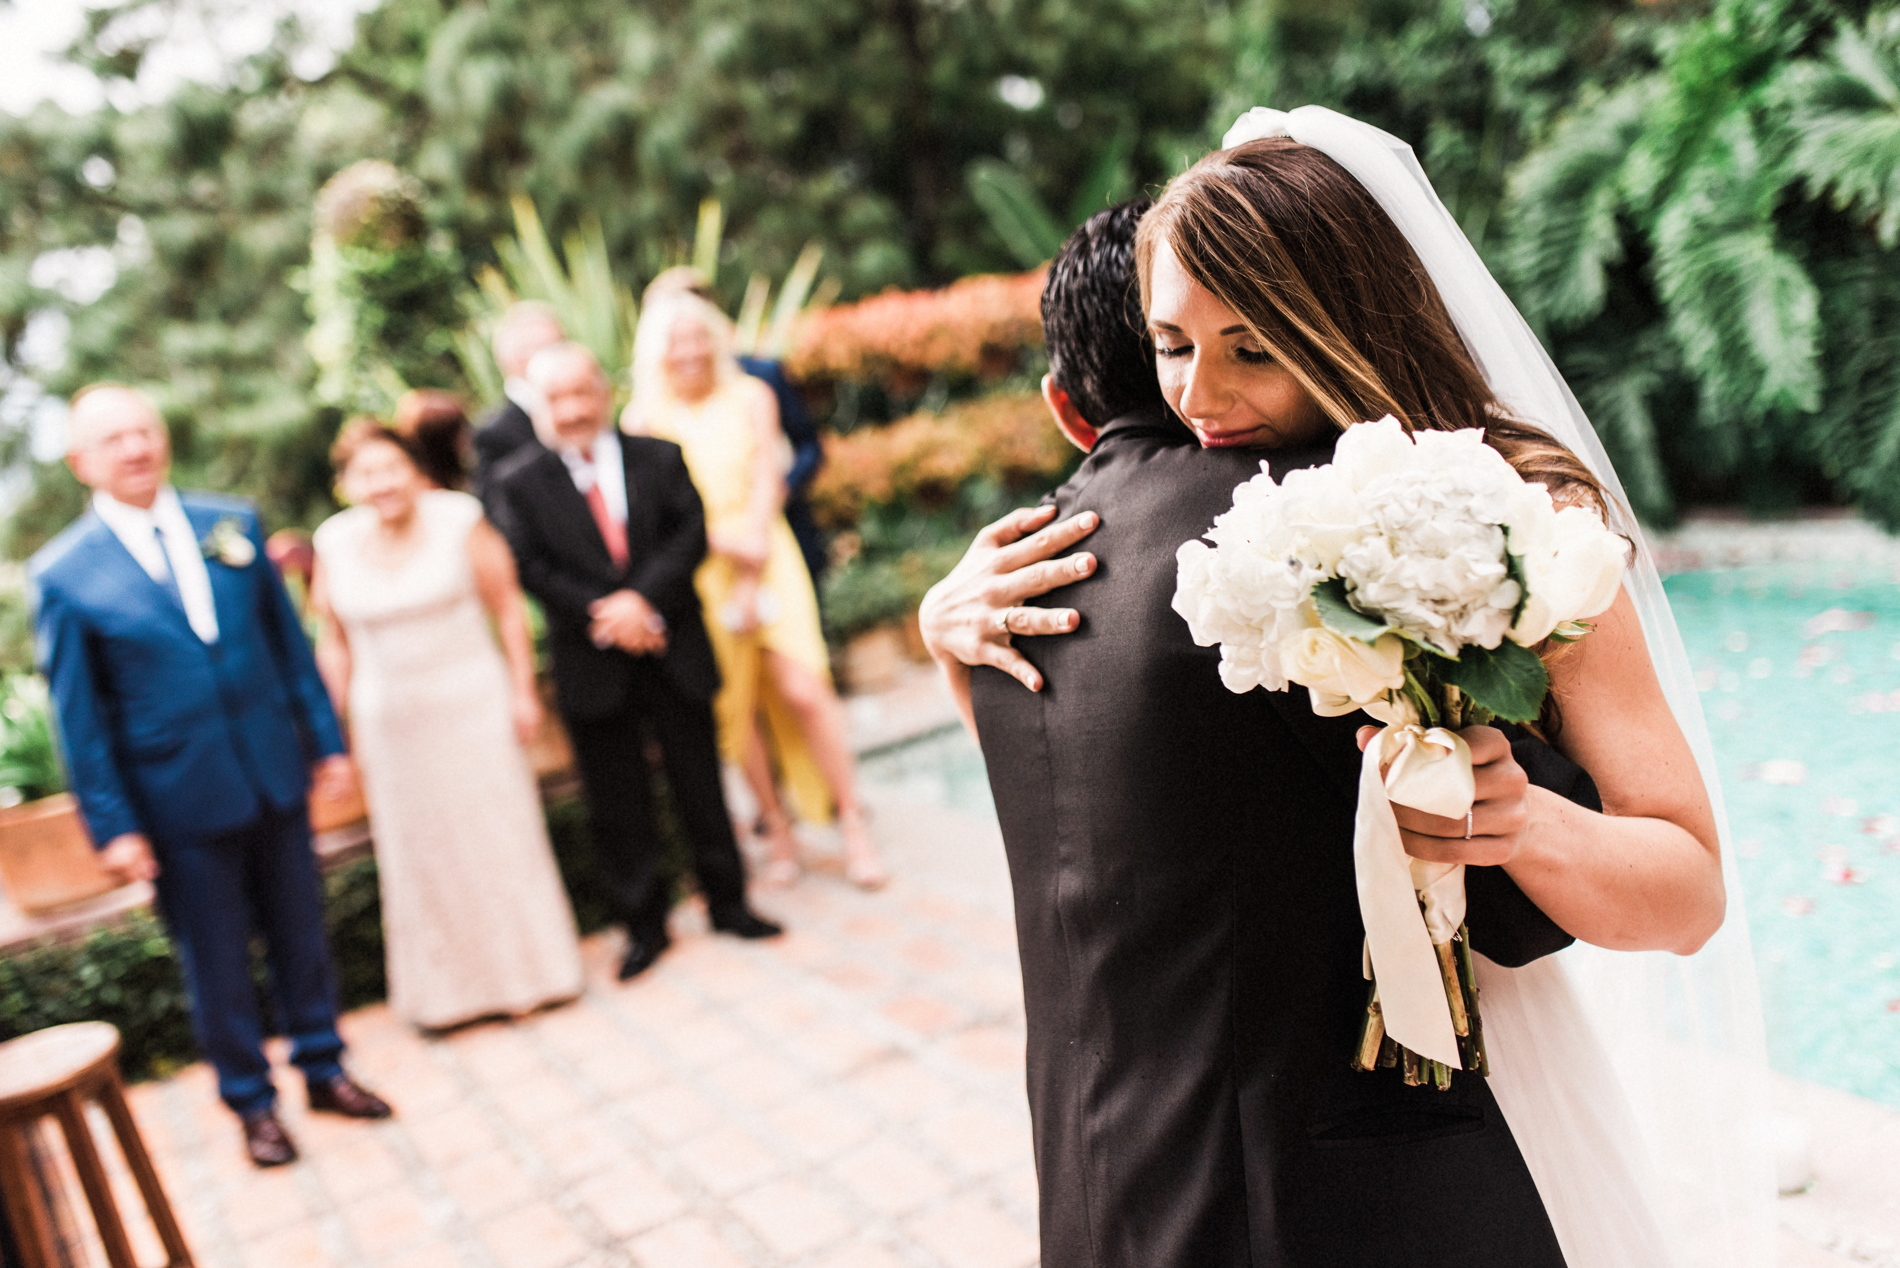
[1351,985,1386,1073]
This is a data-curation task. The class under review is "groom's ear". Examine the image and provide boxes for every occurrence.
[1041,375,1098,453]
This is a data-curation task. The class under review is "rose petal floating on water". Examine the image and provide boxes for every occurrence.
[1822,863,1865,885]
[1797,645,1833,669]
[1823,798,1859,816]
[1744,760,1808,786]
[1725,631,1749,652]
[1863,814,1900,836]
[1783,896,1815,916]
[1802,608,1875,639]
[1748,658,1773,679]
[1830,664,1855,685]
[1738,838,1764,858]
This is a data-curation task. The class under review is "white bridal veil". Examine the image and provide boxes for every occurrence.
[1219,106,1776,1267]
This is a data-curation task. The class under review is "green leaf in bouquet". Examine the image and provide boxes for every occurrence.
[1434,640,1549,724]
[1313,578,1393,643]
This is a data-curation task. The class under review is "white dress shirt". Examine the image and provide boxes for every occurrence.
[557,427,628,526]
[92,486,221,644]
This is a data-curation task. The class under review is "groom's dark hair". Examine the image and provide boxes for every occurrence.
[1042,200,1169,427]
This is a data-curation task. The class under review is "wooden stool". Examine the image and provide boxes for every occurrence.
[0,1022,192,1268]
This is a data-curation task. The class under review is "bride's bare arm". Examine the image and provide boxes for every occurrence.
[918,504,1100,735]
[1377,589,1725,956]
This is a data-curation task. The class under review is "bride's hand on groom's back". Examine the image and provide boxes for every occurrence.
[920,503,1099,700]
[1355,724,1531,867]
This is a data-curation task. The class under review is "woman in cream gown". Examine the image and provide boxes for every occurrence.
[625,291,888,889]
[313,421,583,1030]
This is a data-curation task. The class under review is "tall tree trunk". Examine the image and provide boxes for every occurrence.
[889,0,946,279]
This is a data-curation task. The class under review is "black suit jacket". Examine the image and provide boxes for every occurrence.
[474,398,540,510]
[492,435,719,718]
[971,410,1569,1268]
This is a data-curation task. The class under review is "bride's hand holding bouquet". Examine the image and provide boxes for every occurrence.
[1174,415,1630,1085]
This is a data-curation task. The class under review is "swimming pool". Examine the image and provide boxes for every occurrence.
[861,554,1900,1109]
[1664,560,1900,1108]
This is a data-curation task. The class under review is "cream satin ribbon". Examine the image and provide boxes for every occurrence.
[1354,724,1475,1068]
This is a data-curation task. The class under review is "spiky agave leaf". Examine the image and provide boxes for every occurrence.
[1503,81,1654,331]
[1779,11,1900,247]
[967,159,1068,269]
[1652,109,1821,423]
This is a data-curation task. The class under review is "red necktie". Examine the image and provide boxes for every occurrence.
[584,481,628,569]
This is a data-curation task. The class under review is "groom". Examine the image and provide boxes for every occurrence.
[927,205,1580,1265]
[31,385,391,1168]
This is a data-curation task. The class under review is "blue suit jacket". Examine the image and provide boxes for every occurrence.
[28,492,346,848]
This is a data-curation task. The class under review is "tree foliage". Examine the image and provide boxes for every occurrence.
[1501,0,1900,524]
[1,0,1223,556]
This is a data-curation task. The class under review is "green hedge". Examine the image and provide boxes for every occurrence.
[0,790,683,1081]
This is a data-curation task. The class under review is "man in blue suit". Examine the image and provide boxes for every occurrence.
[30,385,391,1168]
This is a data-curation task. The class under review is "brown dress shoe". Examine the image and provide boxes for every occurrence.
[242,1112,298,1167]
[306,1075,394,1119]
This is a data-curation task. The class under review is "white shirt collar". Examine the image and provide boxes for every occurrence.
[91,485,221,643]
[92,485,182,532]
[556,428,627,525]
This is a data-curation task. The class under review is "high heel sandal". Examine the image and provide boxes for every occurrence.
[755,810,802,888]
[838,809,889,892]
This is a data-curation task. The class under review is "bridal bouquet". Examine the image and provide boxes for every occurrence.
[1173,417,1627,1087]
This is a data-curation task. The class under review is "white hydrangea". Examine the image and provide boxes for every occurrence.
[1173,416,1628,699]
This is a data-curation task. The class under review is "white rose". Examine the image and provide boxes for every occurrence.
[1280,626,1406,704]
[1508,504,1629,645]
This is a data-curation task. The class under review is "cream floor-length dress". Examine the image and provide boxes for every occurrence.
[315,490,582,1030]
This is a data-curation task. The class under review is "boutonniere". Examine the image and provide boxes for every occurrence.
[199,517,256,568]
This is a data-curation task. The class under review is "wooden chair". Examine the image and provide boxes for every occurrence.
[0,1022,192,1268]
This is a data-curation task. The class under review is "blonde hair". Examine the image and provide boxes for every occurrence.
[629,289,743,418]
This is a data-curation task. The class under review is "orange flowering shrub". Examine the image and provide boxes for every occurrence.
[810,392,1075,528]
[788,269,1047,387]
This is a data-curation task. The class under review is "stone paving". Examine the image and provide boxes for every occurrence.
[100,775,1037,1268]
[26,660,1900,1268]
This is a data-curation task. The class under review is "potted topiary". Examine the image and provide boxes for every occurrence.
[0,675,116,915]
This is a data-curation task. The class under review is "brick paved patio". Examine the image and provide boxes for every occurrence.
[109,785,1038,1268]
[27,663,1900,1267]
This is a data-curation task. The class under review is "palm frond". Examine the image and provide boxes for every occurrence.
[1561,331,1680,523]
[1652,110,1821,421]
[1503,82,1653,331]
[1810,243,1900,527]
[1779,11,1900,246]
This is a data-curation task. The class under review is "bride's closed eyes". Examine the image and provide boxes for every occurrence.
[1153,338,1276,366]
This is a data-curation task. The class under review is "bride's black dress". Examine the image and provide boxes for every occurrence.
[970,409,1578,1267]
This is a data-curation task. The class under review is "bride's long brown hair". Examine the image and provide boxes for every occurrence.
[1134,138,1610,514]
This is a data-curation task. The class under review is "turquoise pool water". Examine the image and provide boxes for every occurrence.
[861,561,1900,1107]
[1664,562,1900,1108]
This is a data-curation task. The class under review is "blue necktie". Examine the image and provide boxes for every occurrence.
[150,524,186,610]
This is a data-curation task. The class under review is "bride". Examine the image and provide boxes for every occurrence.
[922,108,1772,1266]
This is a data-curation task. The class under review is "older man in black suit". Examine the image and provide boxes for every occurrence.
[490,343,781,980]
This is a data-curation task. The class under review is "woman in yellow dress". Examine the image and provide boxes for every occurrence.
[624,289,888,890]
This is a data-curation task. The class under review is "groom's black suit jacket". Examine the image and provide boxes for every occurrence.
[491,434,719,719]
[971,410,1574,1268]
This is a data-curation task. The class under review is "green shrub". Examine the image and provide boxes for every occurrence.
[0,676,64,805]
[0,790,691,1079]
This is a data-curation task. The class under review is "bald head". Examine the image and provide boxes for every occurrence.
[493,302,565,379]
[67,385,170,509]
[525,342,611,451]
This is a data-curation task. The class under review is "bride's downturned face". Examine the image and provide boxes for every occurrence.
[1147,240,1329,450]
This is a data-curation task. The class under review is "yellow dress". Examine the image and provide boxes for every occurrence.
[639,376,834,822]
